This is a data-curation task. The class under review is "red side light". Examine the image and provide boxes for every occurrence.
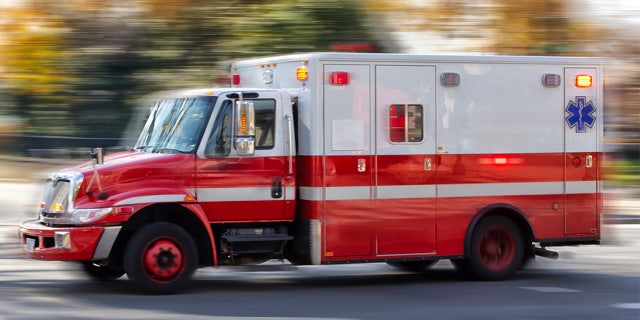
[575,75,592,88]
[493,157,508,165]
[572,156,582,168]
[232,74,241,86]
[331,72,349,85]
[116,206,135,214]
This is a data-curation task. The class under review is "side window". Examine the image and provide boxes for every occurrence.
[205,101,233,157]
[254,99,276,150]
[389,104,423,143]
[205,98,276,157]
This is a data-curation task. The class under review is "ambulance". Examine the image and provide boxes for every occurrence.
[19,53,604,293]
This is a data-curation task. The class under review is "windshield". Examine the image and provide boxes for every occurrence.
[135,96,216,153]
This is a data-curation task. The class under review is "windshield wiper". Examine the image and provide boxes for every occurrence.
[134,145,152,151]
[156,148,190,154]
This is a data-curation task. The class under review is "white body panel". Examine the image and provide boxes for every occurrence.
[232,53,604,157]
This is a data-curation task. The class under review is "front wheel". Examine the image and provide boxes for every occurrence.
[462,215,525,280]
[123,222,198,294]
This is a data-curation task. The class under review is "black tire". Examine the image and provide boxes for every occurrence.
[123,222,198,294]
[81,262,125,281]
[387,260,438,272]
[464,215,525,280]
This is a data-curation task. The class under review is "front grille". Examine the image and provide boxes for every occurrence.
[43,180,71,213]
[39,172,83,225]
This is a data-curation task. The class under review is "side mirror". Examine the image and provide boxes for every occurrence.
[234,100,255,156]
[90,147,104,165]
[234,137,255,156]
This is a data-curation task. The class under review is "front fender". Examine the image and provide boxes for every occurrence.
[181,203,218,266]
[107,187,196,206]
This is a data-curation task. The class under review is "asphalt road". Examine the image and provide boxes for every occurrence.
[1,182,638,320]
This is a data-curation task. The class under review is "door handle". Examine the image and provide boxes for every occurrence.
[424,158,432,171]
[271,177,283,199]
[357,159,366,172]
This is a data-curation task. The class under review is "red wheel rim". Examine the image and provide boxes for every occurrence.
[143,237,184,282]
[478,226,515,271]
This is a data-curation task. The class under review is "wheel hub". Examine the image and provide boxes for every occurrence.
[144,239,184,280]
[479,227,515,271]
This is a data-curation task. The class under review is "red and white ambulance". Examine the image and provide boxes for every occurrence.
[19,53,604,293]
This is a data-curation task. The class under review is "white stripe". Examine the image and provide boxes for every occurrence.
[195,181,598,203]
[115,194,186,205]
[376,185,436,199]
[566,181,597,194]
[300,186,323,201]
[326,186,371,200]
[299,181,598,201]
[285,186,296,200]
[197,187,278,202]
[438,182,564,198]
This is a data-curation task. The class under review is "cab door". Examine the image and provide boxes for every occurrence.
[564,68,599,235]
[195,91,292,222]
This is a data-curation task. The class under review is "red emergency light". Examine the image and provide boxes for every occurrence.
[232,74,241,86]
[575,75,592,88]
[330,72,349,85]
[493,157,508,165]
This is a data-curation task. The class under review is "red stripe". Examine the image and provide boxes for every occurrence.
[319,193,599,261]
[297,153,601,187]
[565,152,599,182]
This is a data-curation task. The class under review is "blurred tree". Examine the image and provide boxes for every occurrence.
[364,0,585,55]
[1,0,381,143]
[1,4,73,135]
[221,0,376,57]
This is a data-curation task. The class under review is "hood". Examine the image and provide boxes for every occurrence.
[70,151,195,208]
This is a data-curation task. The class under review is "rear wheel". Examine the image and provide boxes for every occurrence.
[387,260,438,272]
[460,215,525,280]
[123,222,198,294]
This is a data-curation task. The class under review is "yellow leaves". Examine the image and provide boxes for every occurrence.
[1,5,71,94]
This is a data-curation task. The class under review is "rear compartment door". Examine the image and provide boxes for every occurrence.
[322,64,374,258]
[374,65,437,256]
[564,68,599,235]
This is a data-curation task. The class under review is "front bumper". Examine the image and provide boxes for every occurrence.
[18,220,120,261]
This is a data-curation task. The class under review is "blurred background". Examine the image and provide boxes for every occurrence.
[0,0,637,192]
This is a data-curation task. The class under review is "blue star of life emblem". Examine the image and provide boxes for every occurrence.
[565,96,596,133]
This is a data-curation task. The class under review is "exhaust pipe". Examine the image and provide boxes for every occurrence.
[535,247,559,260]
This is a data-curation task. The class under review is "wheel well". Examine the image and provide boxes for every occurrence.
[465,204,535,258]
[108,203,214,268]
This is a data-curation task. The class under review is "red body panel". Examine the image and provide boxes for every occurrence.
[19,220,104,261]
[295,152,599,262]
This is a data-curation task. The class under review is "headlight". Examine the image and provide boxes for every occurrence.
[41,207,113,225]
[69,207,113,224]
